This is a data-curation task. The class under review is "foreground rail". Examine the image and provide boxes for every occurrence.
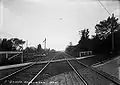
[63,52,120,85]
[1,52,120,85]
[0,53,60,85]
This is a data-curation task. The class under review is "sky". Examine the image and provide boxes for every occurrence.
[0,0,120,50]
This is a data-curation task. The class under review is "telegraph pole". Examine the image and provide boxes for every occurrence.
[111,14,114,53]
[112,25,114,53]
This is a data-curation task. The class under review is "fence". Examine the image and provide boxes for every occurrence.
[0,51,23,63]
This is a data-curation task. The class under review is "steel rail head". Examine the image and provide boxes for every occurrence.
[27,52,60,85]
[0,62,35,81]
[62,53,88,85]
[0,52,60,84]
[66,60,88,85]
[64,52,120,85]
[76,58,120,85]
[27,62,50,85]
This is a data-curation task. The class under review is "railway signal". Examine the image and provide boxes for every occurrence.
[43,38,46,50]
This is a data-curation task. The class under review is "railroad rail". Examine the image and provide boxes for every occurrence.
[0,52,120,85]
[0,53,60,85]
[63,52,120,85]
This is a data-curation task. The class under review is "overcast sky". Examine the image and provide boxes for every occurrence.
[0,0,120,50]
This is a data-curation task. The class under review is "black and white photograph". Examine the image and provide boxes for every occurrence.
[0,0,120,85]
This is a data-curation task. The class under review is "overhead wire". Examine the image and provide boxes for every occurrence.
[97,0,111,16]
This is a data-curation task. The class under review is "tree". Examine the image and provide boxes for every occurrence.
[95,14,119,40]
[0,38,25,51]
[92,14,120,54]
[65,14,120,55]
[0,38,9,51]
[78,29,89,44]
[37,44,42,52]
[10,38,25,51]
[24,46,37,53]
[77,29,92,50]
[65,29,91,56]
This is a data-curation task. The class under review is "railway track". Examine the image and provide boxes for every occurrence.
[1,52,120,85]
[0,53,61,85]
[63,52,120,85]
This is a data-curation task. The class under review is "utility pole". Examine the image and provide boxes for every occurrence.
[112,26,114,53]
[111,14,115,53]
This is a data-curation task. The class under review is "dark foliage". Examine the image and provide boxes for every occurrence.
[65,14,120,56]
[0,38,25,51]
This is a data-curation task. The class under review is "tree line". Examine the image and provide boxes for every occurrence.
[0,38,54,54]
[0,38,25,51]
[0,37,56,65]
[66,14,120,56]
